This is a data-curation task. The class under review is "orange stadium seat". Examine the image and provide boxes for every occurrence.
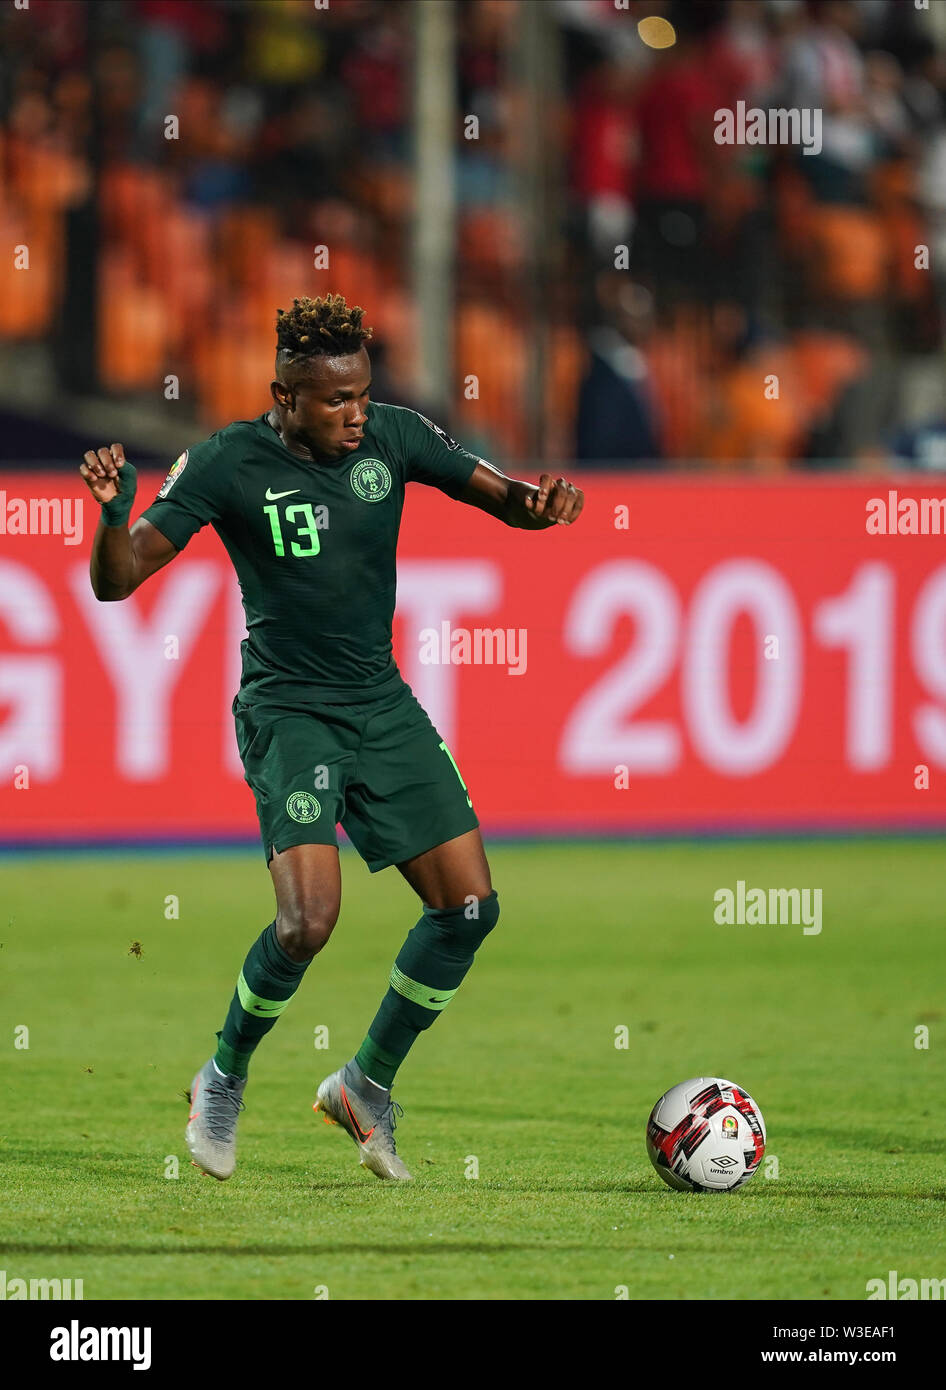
[193,305,272,427]
[98,248,167,390]
[236,240,312,340]
[545,323,584,462]
[307,245,384,313]
[806,206,888,301]
[0,207,61,337]
[263,239,320,307]
[216,206,279,289]
[702,347,806,469]
[774,165,816,252]
[99,164,174,271]
[458,209,522,278]
[143,203,214,358]
[646,326,713,461]
[174,77,226,160]
[139,202,208,287]
[264,243,325,338]
[878,203,931,303]
[242,240,386,343]
[357,163,412,225]
[363,284,417,393]
[456,300,527,458]
[870,159,913,210]
[791,330,867,418]
[6,136,88,213]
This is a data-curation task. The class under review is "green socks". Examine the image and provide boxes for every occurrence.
[214,922,309,1079]
[212,895,501,1086]
[355,892,500,1088]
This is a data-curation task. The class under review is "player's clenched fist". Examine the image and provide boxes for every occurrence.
[80,443,127,505]
[80,444,138,527]
[524,473,584,526]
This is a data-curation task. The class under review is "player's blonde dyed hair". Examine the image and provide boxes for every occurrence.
[275,294,373,361]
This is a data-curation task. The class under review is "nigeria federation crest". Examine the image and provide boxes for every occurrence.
[350,458,392,503]
[157,450,188,498]
[286,791,321,824]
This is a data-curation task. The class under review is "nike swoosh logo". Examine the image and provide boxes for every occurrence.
[341,1085,375,1144]
[252,1003,283,1014]
[428,996,450,1004]
[265,487,301,500]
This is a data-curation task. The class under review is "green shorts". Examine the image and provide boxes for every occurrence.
[232,682,480,871]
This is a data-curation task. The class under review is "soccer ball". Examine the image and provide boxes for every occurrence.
[646,1076,766,1192]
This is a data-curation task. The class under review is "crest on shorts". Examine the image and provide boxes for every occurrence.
[350,459,392,503]
[286,791,321,824]
[157,450,188,499]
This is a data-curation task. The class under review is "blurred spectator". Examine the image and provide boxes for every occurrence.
[134,0,229,152]
[571,57,640,260]
[630,4,729,304]
[576,275,662,465]
[780,0,875,204]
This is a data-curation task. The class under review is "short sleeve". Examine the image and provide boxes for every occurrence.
[397,410,481,499]
[139,435,228,551]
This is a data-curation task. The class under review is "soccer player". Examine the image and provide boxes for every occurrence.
[80,294,584,1182]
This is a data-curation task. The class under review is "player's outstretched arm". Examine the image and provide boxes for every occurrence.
[456,460,584,530]
[80,443,179,600]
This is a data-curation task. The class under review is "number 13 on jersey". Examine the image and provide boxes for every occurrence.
[263,502,324,558]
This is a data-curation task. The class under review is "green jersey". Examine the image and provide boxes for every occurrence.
[140,403,481,705]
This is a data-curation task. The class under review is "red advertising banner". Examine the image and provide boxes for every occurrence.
[1,470,945,842]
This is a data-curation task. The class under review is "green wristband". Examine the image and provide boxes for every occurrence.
[100,460,138,527]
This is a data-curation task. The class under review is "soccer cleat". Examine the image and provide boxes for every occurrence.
[314,1061,412,1181]
[185,1059,246,1181]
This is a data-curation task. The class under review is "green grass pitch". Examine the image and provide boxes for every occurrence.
[1,840,943,1301]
